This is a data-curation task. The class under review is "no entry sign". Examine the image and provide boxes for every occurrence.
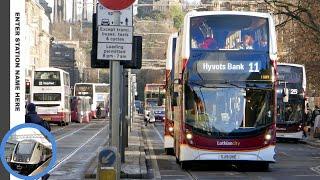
[98,0,135,10]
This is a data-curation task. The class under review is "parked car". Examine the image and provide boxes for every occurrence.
[153,106,165,122]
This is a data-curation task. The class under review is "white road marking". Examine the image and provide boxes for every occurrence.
[144,126,162,179]
[153,124,164,143]
[55,123,93,141]
[310,165,320,175]
[48,125,108,173]
[51,125,69,133]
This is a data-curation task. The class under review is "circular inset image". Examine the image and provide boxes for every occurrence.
[0,123,57,180]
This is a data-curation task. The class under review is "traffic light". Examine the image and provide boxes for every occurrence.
[26,81,30,94]
[91,13,142,69]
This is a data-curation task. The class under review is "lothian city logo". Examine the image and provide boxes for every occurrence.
[217,140,241,146]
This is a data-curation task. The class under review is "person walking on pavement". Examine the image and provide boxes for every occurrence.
[312,106,320,126]
[25,103,51,132]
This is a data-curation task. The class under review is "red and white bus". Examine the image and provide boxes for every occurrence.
[276,63,306,141]
[172,11,278,170]
[74,83,110,118]
[31,67,71,125]
[164,32,178,154]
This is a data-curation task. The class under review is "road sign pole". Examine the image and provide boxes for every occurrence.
[110,10,121,180]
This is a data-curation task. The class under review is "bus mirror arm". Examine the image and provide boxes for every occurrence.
[174,79,181,85]
[172,92,178,106]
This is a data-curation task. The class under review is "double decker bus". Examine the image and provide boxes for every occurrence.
[276,63,306,140]
[144,84,166,121]
[172,11,278,169]
[74,83,110,118]
[31,67,71,125]
[164,33,178,154]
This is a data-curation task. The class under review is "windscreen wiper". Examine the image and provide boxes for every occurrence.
[220,80,245,88]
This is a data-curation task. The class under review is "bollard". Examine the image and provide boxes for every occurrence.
[97,147,118,180]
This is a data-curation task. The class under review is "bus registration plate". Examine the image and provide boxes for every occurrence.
[42,117,51,121]
[219,154,238,160]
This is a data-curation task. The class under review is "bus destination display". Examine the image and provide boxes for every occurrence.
[197,60,261,74]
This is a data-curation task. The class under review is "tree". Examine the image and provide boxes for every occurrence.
[169,6,186,29]
[263,0,320,43]
[263,0,320,96]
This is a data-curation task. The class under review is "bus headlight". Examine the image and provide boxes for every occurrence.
[13,157,17,161]
[168,127,174,132]
[186,133,193,140]
[265,134,272,140]
[26,158,30,162]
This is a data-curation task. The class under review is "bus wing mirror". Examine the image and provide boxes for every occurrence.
[283,88,289,103]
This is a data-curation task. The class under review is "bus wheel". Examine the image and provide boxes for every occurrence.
[165,148,174,155]
[180,161,190,170]
[175,157,180,164]
[259,162,269,171]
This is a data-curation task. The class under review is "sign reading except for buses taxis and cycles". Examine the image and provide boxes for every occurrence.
[97,3,133,61]
[98,26,133,43]
[196,60,261,74]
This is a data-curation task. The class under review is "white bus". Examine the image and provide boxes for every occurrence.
[164,32,178,154]
[31,67,71,125]
[74,83,110,118]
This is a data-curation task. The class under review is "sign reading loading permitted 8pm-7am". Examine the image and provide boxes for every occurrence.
[98,26,133,43]
[97,43,132,60]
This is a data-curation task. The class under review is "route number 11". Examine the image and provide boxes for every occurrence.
[249,62,259,72]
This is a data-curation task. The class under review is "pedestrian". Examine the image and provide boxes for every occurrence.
[25,103,51,132]
[312,106,320,126]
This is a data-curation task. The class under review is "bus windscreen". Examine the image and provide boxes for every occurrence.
[190,15,269,51]
[75,84,93,97]
[34,71,61,86]
[278,65,303,85]
[95,85,109,93]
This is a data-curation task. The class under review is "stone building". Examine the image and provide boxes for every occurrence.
[153,0,181,12]
[25,0,52,85]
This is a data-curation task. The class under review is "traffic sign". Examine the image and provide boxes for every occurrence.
[98,26,133,43]
[97,43,132,61]
[99,148,116,167]
[97,3,133,26]
[98,0,135,10]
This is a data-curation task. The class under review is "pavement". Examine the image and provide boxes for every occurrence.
[84,114,147,179]
[302,126,320,148]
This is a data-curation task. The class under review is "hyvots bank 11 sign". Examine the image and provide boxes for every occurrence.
[197,60,261,74]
